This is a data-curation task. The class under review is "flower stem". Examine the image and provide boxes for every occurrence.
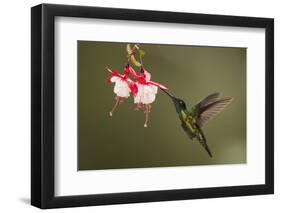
[109,96,120,116]
[144,104,149,127]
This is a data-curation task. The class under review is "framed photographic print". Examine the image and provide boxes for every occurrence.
[31,3,274,209]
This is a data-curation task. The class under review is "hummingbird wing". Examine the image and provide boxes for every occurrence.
[193,92,221,109]
[191,93,233,127]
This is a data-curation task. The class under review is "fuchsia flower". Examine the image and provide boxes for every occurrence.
[105,45,168,127]
[105,65,138,116]
[128,66,168,127]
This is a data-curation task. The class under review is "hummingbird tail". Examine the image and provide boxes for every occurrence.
[197,131,213,158]
[199,139,213,158]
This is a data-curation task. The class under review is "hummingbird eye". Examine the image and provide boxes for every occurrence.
[178,100,186,108]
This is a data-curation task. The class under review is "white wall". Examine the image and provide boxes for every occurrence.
[0,0,279,212]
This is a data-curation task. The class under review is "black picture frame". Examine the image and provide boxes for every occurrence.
[31,3,274,209]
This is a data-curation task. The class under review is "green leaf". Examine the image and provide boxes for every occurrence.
[138,49,145,57]
[126,44,133,54]
[130,55,142,67]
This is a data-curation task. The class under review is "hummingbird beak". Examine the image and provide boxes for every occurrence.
[160,88,176,101]
[161,89,182,114]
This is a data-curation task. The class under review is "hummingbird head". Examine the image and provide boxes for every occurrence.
[161,89,187,113]
[172,98,187,113]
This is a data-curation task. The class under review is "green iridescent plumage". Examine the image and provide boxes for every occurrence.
[162,90,233,157]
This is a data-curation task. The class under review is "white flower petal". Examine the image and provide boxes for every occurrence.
[112,78,130,98]
[134,84,158,104]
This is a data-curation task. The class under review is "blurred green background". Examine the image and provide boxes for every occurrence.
[78,41,246,170]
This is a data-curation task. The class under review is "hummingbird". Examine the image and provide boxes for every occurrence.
[162,90,233,157]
